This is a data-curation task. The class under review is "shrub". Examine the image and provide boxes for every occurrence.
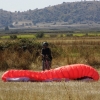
[10,35,17,39]
[0,39,63,70]
[35,32,44,38]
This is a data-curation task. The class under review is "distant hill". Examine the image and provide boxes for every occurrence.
[0,1,100,29]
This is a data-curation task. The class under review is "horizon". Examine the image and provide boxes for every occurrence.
[0,0,95,12]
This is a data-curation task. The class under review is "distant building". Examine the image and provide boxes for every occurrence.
[12,20,33,27]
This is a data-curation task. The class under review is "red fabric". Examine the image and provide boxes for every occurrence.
[1,64,99,82]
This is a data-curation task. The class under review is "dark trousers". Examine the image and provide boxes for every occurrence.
[42,60,51,71]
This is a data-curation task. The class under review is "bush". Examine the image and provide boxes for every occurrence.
[10,35,17,39]
[66,33,73,37]
[50,34,57,38]
[0,40,63,70]
[35,32,44,38]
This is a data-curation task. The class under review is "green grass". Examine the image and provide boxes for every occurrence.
[0,35,10,39]
[1,32,100,39]
[17,34,36,39]
[73,33,85,36]
[0,34,36,39]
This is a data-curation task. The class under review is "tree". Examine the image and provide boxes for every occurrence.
[5,26,9,31]
[36,32,44,38]
[10,35,17,39]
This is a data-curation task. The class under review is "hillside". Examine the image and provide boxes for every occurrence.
[0,1,100,30]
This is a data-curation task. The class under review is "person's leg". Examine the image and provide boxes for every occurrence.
[49,61,51,69]
[46,60,51,70]
[42,60,46,71]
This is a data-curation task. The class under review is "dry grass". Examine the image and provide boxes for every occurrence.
[0,71,100,100]
[0,36,100,70]
[0,36,100,100]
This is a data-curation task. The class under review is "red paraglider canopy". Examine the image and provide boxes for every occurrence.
[1,64,99,82]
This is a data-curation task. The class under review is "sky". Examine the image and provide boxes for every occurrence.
[0,0,78,12]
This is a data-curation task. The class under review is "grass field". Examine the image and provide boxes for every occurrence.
[0,32,100,39]
[0,71,100,100]
[0,33,100,100]
[0,34,36,39]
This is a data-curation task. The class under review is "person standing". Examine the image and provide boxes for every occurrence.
[41,42,52,71]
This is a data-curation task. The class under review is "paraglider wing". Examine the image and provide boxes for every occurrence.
[1,64,99,82]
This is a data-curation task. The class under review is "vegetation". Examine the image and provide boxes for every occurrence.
[35,32,44,38]
[0,77,100,100]
[0,33,100,70]
[0,33,100,100]
[0,1,100,27]
[1,1,100,99]
[10,35,17,39]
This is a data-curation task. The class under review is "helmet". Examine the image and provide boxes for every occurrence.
[42,42,48,47]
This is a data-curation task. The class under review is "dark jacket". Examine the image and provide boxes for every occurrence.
[42,48,52,61]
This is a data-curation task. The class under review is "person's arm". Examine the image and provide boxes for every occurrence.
[41,49,45,60]
[48,48,52,56]
[46,48,52,61]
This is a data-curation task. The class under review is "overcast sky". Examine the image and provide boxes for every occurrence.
[0,0,81,12]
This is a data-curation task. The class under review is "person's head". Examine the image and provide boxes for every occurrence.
[42,42,48,48]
